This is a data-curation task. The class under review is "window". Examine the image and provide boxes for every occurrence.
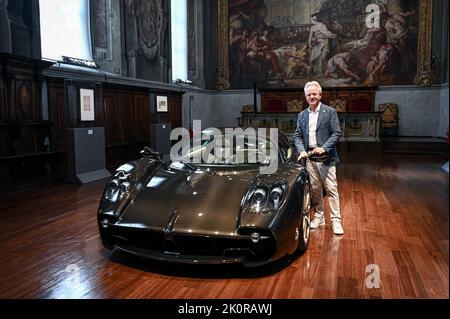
[171,0,188,82]
[39,0,92,61]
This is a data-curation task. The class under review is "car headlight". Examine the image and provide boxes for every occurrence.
[119,182,130,200]
[248,181,287,214]
[270,186,283,209]
[105,171,132,203]
[250,187,268,213]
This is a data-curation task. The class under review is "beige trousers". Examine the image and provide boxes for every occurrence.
[306,159,342,222]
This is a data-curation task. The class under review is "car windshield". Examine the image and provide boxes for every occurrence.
[175,133,279,166]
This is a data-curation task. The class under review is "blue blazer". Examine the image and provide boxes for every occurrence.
[293,103,341,166]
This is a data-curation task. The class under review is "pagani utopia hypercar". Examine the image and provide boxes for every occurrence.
[98,131,312,267]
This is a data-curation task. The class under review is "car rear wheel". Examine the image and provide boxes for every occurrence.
[296,179,312,252]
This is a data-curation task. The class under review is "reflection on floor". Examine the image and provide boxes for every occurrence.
[0,153,448,299]
[381,136,448,156]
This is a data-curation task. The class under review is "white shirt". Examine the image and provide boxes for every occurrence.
[308,103,321,148]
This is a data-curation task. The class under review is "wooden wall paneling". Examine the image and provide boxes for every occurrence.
[2,70,186,184]
[93,86,106,129]
[0,123,10,156]
[0,70,7,156]
[261,92,303,112]
[0,55,59,187]
[15,80,34,121]
[102,91,115,168]
[169,93,182,129]
[0,157,9,184]
[102,91,120,147]
[350,90,376,112]
[48,79,67,152]
[8,60,40,122]
[0,77,5,122]
[320,88,376,112]
[260,88,377,113]
[8,74,16,121]
[103,89,135,169]
[55,89,67,151]
[118,93,136,143]
[32,75,39,120]
[31,73,39,120]
[134,93,151,142]
[105,146,120,169]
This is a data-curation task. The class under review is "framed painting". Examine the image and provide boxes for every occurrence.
[218,0,433,89]
[156,95,169,112]
[80,88,95,121]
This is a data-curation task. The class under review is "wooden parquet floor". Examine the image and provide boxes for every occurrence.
[0,153,448,299]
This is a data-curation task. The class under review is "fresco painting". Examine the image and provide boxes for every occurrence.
[228,0,419,88]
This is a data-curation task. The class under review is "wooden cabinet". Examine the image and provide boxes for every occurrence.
[0,54,62,187]
[0,121,64,185]
[260,87,377,112]
[251,87,381,146]
[0,121,53,155]
[239,111,381,143]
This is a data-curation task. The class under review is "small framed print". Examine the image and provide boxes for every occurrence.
[80,88,95,121]
[156,95,168,112]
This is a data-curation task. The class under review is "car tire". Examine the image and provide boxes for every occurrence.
[296,178,312,252]
[101,240,114,250]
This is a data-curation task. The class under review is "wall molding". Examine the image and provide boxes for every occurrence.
[43,64,182,92]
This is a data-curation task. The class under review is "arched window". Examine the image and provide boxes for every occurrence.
[171,0,188,82]
[39,0,92,61]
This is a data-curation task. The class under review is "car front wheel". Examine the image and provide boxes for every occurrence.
[296,178,312,252]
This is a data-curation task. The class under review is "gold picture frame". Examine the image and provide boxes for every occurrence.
[217,0,434,89]
[217,0,230,90]
[414,0,434,85]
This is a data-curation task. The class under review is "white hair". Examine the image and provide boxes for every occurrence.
[304,81,322,94]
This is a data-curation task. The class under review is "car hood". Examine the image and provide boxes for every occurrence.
[117,165,285,236]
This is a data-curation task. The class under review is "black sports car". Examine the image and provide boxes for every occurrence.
[98,131,312,267]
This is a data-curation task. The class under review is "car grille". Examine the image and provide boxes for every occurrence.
[109,226,276,262]
[174,234,246,255]
[110,226,166,251]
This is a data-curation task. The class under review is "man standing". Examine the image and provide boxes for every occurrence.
[294,81,344,235]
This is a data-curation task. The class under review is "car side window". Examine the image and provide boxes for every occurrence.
[278,134,292,163]
[279,145,287,162]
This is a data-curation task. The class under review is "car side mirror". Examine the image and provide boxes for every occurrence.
[140,146,161,160]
